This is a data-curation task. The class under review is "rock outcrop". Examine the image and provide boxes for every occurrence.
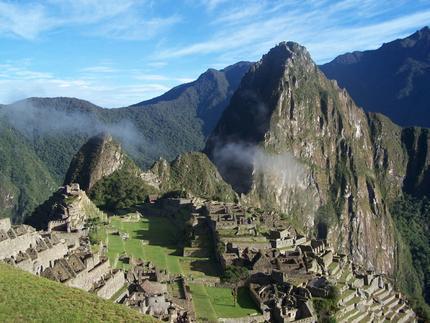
[64,133,124,191]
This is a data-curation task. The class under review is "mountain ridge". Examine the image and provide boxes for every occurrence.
[320,26,430,128]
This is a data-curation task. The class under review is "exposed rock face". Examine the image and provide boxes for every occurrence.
[64,134,124,191]
[206,42,398,274]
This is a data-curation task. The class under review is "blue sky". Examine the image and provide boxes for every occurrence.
[0,0,429,107]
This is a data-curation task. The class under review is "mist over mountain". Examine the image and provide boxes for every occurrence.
[321,27,430,128]
[0,61,251,222]
[0,62,251,176]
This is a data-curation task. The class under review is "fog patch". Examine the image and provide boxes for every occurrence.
[212,141,305,193]
[0,100,168,161]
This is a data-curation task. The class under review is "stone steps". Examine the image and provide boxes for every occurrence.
[337,307,359,322]
[390,301,405,315]
[338,296,364,322]
[379,293,396,306]
[384,296,399,310]
[396,310,415,323]
[385,308,399,321]
[339,288,356,304]
[358,313,374,323]
[349,309,368,323]
[373,288,389,300]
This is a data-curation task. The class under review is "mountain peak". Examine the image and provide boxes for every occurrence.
[261,41,311,66]
[64,133,124,191]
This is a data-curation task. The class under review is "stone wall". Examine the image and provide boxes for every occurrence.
[66,259,110,291]
[218,315,266,323]
[16,242,68,274]
[0,230,39,259]
[0,218,11,231]
[96,270,126,299]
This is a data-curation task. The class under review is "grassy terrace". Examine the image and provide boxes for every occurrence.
[0,263,156,323]
[190,284,260,321]
[102,212,260,321]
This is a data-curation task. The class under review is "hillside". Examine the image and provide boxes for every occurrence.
[64,135,237,210]
[0,114,57,223]
[0,263,156,323]
[2,62,252,178]
[320,26,430,128]
[145,152,237,202]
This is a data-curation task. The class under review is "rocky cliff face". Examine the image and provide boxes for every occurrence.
[64,134,124,191]
[206,42,401,274]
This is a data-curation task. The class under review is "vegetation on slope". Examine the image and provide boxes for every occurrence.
[391,195,430,320]
[0,116,57,223]
[312,285,340,323]
[0,263,156,323]
[89,158,157,211]
[151,152,238,202]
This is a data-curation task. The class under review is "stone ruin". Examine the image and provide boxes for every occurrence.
[0,217,126,300]
[46,184,92,233]
[119,259,190,322]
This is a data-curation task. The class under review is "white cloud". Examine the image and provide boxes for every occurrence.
[0,2,58,39]
[203,0,229,11]
[0,0,180,40]
[157,1,430,63]
[93,14,181,40]
[81,66,117,73]
[0,62,196,107]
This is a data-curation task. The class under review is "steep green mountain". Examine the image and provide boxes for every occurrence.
[65,135,236,211]
[0,263,156,323]
[206,41,414,275]
[206,41,430,313]
[143,152,237,202]
[320,26,430,128]
[0,113,56,223]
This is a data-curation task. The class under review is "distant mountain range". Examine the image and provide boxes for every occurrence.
[321,26,430,128]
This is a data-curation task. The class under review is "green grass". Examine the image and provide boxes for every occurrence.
[189,284,259,321]
[108,216,184,272]
[0,263,157,323]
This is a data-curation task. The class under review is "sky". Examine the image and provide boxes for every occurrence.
[0,0,429,108]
